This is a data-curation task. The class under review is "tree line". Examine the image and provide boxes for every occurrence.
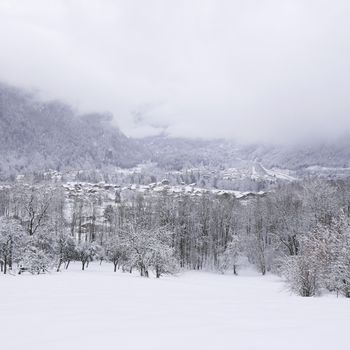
[0,177,350,297]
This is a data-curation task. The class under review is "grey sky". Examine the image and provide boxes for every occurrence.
[1,0,350,143]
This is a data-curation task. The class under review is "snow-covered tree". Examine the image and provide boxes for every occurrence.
[19,227,55,274]
[320,216,350,297]
[281,216,350,297]
[20,186,53,236]
[105,235,130,272]
[152,245,177,278]
[20,245,52,274]
[0,217,25,274]
[124,224,177,278]
[75,241,99,270]
[54,230,76,272]
[149,228,178,278]
[282,254,320,297]
[217,235,240,275]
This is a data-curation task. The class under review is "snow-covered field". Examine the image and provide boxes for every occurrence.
[1,263,348,350]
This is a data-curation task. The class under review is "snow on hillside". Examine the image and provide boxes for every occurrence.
[0,263,348,350]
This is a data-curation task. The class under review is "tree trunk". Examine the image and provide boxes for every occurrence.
[57,259,63,272]
[8,242,13,270]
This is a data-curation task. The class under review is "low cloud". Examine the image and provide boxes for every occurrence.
[1,0,350,143]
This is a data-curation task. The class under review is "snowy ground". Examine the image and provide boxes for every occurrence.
[0,263,349,350]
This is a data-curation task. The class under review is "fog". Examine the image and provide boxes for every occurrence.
[1,0,350,143]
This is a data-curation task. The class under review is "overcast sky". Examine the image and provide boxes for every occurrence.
[1,0,350,143]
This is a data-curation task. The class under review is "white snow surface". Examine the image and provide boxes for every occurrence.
[0,263,349,350]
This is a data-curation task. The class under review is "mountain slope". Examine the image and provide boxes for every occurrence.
[0,83,145,178]
[139,136,350,171]
[138,136,246,170]
[238,139,350,170]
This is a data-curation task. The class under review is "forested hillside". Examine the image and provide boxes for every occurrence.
[138,136,244,170]
[239,140,350,170]
[0,83,145,178]
[141,136,350,171]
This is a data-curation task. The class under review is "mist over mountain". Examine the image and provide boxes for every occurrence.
[141,135,350,171]
[1,82,350,180]
[0,83,146,178]
[238,139,350,170]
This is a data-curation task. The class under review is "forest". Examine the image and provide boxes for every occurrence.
[0,176,349,298]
